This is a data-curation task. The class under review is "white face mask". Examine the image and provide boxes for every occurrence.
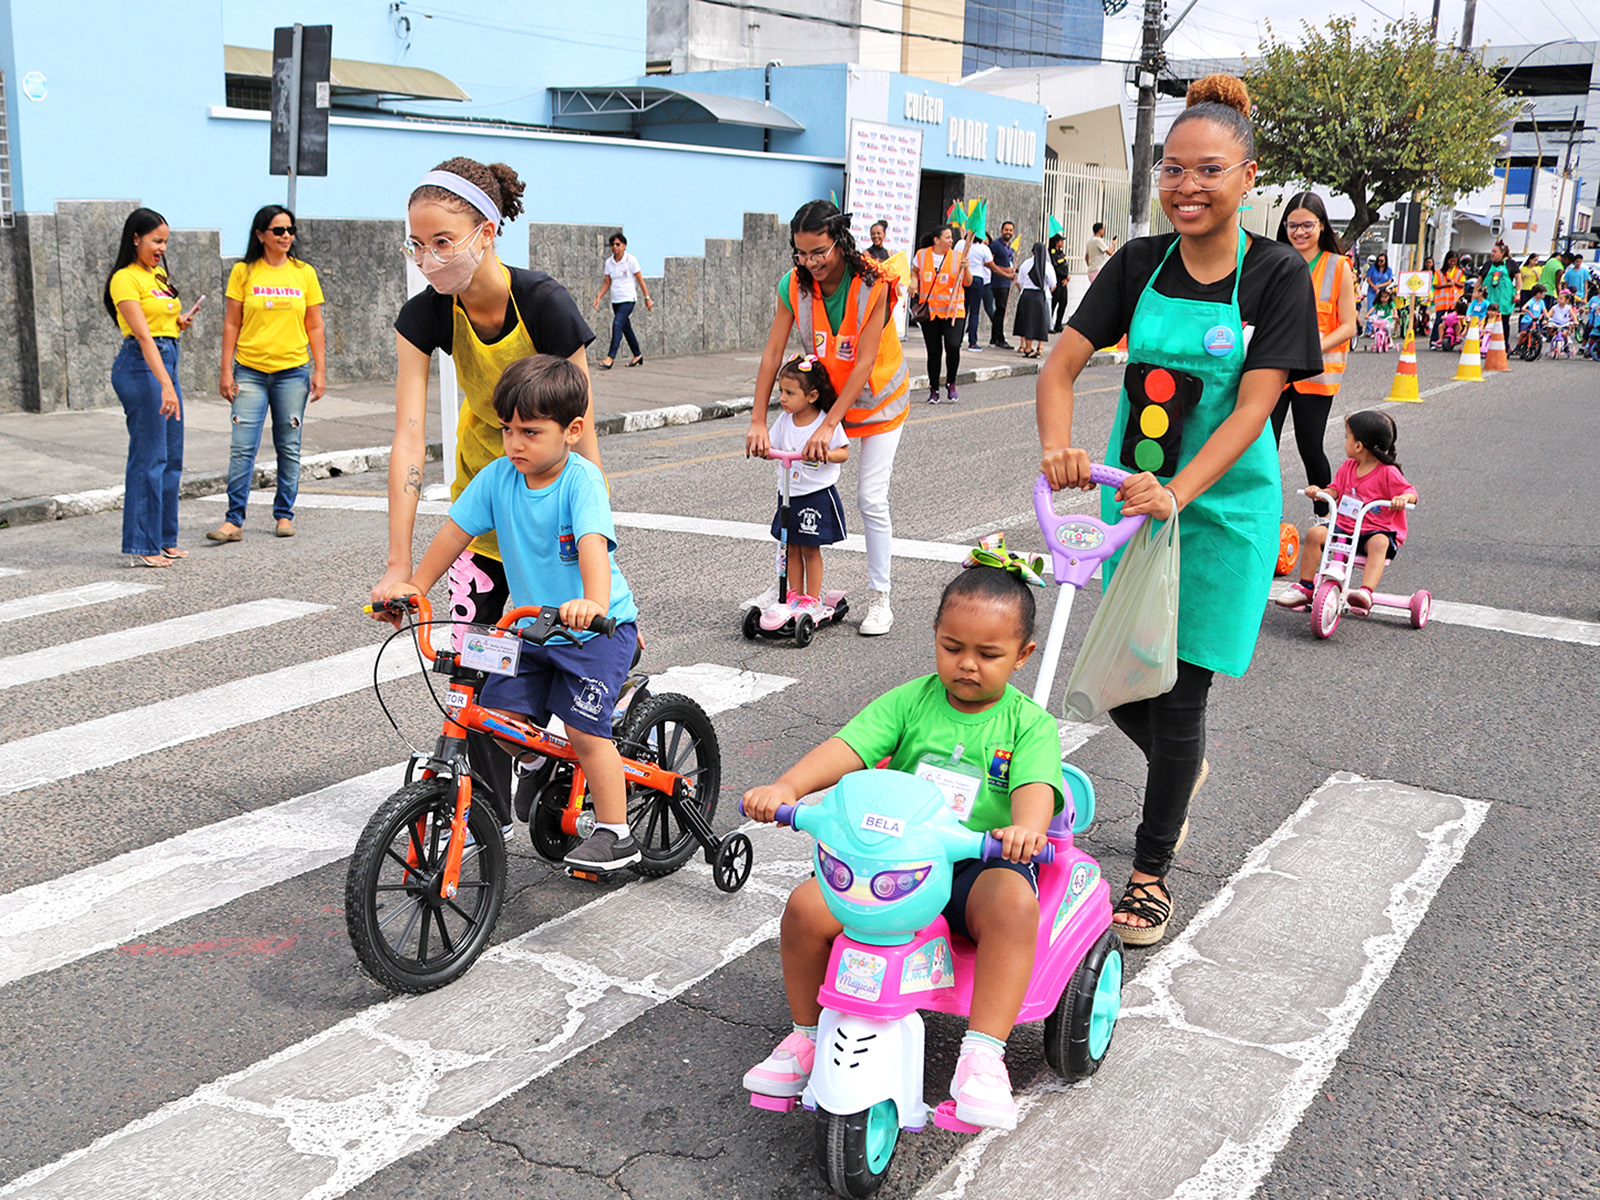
[417,226,488,294]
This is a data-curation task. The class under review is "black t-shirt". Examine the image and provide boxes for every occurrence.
[1068,233,1323,381]
[393,265,594,359]
[865,245,890,262]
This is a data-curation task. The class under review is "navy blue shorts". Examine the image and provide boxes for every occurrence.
[772,485,846,546]
[942,855,1038,942]
[479,621,638,738]
[1355,529,1400,560]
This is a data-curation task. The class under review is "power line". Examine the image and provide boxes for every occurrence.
[691,0,1143,66]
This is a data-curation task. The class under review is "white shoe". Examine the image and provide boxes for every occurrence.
[859,589,893,636]
[744,583,780,611]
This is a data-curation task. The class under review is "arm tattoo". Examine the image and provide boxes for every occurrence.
[404,464,423,498]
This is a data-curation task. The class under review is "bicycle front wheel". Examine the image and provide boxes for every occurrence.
[345,778,506,993]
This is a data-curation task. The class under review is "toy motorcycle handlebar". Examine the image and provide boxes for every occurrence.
[758,802,1055,865]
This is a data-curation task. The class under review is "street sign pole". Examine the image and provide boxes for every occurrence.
[286,23,303,213]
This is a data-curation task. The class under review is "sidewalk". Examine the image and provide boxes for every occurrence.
[0,345,1084,528]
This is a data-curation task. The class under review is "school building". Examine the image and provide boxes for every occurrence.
[0,0,1047,413]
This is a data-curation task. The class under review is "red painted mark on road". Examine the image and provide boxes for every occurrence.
[118,935,299,959]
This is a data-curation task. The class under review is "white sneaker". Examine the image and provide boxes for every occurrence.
[744,583,780,611]
[859,589,893,636]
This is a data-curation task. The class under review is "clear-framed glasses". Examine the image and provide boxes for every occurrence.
[1285,221,1320,234]
[401,228,483,264]
[1152,160,1253,191]
[792,242,836,267]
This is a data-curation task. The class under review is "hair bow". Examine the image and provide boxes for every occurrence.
[797,354,818,371]
[963,532,1045,588]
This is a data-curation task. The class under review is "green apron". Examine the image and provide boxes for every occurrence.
[1102,227,1280,678]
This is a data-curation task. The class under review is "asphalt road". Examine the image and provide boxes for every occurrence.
[1,345,1596,1200]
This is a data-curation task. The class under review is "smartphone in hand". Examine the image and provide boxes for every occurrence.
[183,295,206,321]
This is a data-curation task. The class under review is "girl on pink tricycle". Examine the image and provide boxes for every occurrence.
[1276,410,1420,626]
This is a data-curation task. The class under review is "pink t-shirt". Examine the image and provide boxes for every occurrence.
[1332,458,1416,544]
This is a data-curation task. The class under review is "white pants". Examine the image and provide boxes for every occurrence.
[853,423,903,594]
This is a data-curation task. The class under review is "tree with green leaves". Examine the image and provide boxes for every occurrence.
[1244,18,1518,243]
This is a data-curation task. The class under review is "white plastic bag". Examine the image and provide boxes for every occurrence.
[1062,514,1179,721]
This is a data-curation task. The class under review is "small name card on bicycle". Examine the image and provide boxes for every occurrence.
[459,628,522,676]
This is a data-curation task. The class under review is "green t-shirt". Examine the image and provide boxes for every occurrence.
[1540,258,1564,294]
[778,267,852,335]
[834,675,1064,834]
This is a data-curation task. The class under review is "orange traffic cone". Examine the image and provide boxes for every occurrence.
[1386,331,1422,402]
[1453,319,1484,382]
[1483,319,1510,371]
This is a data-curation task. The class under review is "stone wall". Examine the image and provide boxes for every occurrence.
[916,173,1047,248]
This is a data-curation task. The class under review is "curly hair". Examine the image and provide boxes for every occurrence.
[409,157,527,234]
[789,200,880,295]
[1170,73,1255,158]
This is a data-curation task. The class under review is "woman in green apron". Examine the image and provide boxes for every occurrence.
[1035,76,1322,946]
[372,156,597,825]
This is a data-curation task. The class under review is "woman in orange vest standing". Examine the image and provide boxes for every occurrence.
[1270,192,1356,499]
[747,201,910,636]
[912,222,973,404]
[1430,250,1464,350]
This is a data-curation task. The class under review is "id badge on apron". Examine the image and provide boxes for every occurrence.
[915,747,984,823]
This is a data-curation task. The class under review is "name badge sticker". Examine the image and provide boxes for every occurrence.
[915,756,982,822]
[1337,494,1362,518]
[860,812,905,838]
[836,335,857,362]
[1202,324,1237,356]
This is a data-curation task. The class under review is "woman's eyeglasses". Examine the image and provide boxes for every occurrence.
[265,225,297,237]
[1285,221,1320,234]
[400,230,481,264]
[1152,160,1253,191]
[792,242,836,267]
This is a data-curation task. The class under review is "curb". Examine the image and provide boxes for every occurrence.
[1,355,1112,529]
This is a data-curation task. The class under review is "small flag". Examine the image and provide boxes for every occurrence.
[1047,214,1064,239]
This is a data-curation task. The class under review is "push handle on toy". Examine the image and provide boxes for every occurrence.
[767,449,809,466]
[980,834,1056,865]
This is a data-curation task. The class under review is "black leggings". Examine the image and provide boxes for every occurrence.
[920,316,962,388]
[1051,287,1070,330]
[1108,658,1215,877]
[1270,384,1334,490]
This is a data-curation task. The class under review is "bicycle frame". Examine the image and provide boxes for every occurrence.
[390,596,691,893]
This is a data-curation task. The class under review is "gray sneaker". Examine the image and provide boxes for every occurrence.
[564,828,642,872]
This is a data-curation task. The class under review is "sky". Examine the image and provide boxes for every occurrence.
[1098,0,1600,65]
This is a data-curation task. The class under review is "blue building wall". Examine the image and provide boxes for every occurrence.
[962,0,1105,75]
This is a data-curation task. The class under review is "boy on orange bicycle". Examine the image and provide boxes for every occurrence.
[379,354,642,873]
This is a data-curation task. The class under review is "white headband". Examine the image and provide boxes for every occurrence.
[416,170,502,227]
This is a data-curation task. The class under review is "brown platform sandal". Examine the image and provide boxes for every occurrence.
[1112,876,1172,947]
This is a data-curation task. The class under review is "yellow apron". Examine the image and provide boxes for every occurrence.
[449,265,536,561]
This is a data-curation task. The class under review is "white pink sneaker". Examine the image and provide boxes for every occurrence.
[950,1046,1017,1130]
[743,1030,815,1098]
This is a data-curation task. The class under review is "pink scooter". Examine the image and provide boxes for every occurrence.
[742,448,848,648]
[1287,489,1430,639]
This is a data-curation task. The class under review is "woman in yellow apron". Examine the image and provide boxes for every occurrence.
[1036,76,1323,946]
[373,156,597,825]
[747,201,910,637]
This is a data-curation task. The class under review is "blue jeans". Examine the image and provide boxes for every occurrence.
[965,280,992,346]
[607,301,641,360]
[225,362,311,525]
[112,337,183,556]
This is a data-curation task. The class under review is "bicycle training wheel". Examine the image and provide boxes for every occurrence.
[344,778,506,993]
[616,692,722,876]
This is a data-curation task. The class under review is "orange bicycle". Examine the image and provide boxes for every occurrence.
[345,595,753,993]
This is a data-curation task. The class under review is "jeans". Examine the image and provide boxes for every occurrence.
[225,363,311,526]
[1108,658,1215,877]
[112,337,183,556]
[607,301,641,360]
[964,280,991,346]
[920,316,962,388]
[853,423,902,593]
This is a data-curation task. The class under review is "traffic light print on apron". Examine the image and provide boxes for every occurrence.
[1119,361,1201,476]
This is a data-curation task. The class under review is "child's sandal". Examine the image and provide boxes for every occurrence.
[1112,876,1172,947]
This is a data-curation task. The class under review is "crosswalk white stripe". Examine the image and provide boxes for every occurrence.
[0,567,26,578]
[1429,598,1600,647]
[0,598,331,691]
[0,581,158,625]
[0,646,419,797]
[0,825,807,1200]
[0,664,794,990]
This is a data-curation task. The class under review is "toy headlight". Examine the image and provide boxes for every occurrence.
[870,866,931,899]
[819,845,854,893]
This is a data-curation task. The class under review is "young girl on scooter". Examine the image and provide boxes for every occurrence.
[754,354,850,613]
[743,560,1062,1130]
[1275,409,1417,614]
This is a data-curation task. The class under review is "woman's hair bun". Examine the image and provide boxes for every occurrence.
[1186,74,1250,116]
[485,162,526,225]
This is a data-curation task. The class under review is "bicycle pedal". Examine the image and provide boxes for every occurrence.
[568,868,602,883]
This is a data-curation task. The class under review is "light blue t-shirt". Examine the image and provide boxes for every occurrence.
[449,453,637,640]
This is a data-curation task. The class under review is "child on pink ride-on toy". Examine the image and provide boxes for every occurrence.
[742,562,1062,1132]
[1276,409,1417,615]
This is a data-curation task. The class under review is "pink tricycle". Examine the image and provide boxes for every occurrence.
[742,448,848,648]
[1290,488,1430,639]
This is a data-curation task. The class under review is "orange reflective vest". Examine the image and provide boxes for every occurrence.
[789,271,910,437]
[1434,267,1464,314]
[1298,252,1350,397]
[914,247,966,320]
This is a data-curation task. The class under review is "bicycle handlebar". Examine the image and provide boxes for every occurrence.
[363,595,615,663]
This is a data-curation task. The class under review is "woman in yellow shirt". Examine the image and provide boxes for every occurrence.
[210,206,327,541]
[104,207,195,567]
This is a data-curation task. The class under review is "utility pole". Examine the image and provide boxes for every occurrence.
[1552,105,1580,253]
[1459,0,1476,49]
[1128,0,1165,241]
[1429,0,1441,38]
